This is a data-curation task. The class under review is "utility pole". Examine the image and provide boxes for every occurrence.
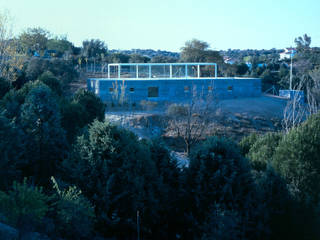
[290,48,293,90]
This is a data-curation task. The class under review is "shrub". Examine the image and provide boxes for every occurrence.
[51,177,95,239]
[0,179,50,228]
[272,113,320,205]
[0,112,24,190]
[247,132,282,171]
[239,132,258,156]
[73,89,105,124]
[63,120,159,238]
[184,137,259,238]
[0,77,11,99]
[166,103,188,117]
[38,71,63,96]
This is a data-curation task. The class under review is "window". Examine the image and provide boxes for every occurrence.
[184,86,190,92]
[148,87,159,97]
[130,87,134,92]
[227,86,233,91]
[109,88,114,92]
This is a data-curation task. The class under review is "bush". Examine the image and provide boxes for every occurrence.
[247,132,282,171]
[60,99,86,143]
[73,89,105,124]
[0,179,50,228]
[239,132,258,156]
[51,177,95,239]
[184,137,260,239]
[20,84,67,186]
[38,71,63,96]
[25,58,78,84]
[0,113,24,190]
[272,113,320,205]
[63,120,158,238]
[0,77,11,99]
[166,103,188,117]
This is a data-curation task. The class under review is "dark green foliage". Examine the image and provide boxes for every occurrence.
[82,39,107,59]
[60,99,87,142]
[20,85,67,185]
[38,71,63,96]
[108,52,130,63]
[63,120,158,238]
[18,27,49,55]
[239,132,258,156]
[25,58,78,84]
[200,204,243,240]
[247,132,282,171]
[180,39,223,63]
[147,139,182,239]
[252,168,307,240]
[184,137,259,239]
[0,112,24,190]
[73,89,105,123]
[273,113,320,205]
[0,81,46,121]
[0,77,11,99]
[0,179,50,228]
[236,63,249,75]
[47,37,73,57]
[51,177,95,239]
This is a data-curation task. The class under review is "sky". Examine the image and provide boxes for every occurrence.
[1,0,320,52]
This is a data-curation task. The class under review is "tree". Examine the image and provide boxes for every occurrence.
[183,137,261,239]
[295,34,311,52]
[0,11,25,82]
[51,177,95,239]
[62,120,159,238]
[18,27,50,55]
[166,89,218,154]
[236,63,249,75]
[60,100,86,143]
[108,52,130,63]
[38,71,63,96]
[246,132,282,171]
[20,85,67,186]
[46,36,73,57]
[238,132,258,156]
[0,179,50,233]
[0,112,24,190]
[273,113,320,206]
[307,67,320,115]
[25,57,78,84]
[72,89,106,124]
[129,53,149,63]
[0,77,11,99]
[82,39,107,60]
[151,55,178,63]
[147,139,182,239]
[180,39,223,63]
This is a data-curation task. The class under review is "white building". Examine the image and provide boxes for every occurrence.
[279,48,296,60]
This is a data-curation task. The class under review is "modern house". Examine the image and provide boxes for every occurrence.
[87,63,261,104]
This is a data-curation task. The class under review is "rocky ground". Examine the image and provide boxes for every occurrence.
[105,94,288,166]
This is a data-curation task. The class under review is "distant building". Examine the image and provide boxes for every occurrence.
[279,48,296,60]
[224,57,235,64]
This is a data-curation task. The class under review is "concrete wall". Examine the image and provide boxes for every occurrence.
[87,77,261,103]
